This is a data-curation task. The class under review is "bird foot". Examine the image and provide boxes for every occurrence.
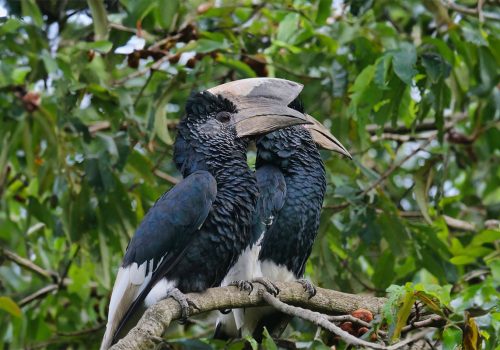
[252,277,279,296]
[297,278,316,299]
[167,288,199,323]
[229,280,254,294]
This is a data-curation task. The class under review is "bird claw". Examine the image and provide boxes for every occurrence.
[297,278,316,299]
[252,277,279,296]
[219,308,231,314]
[230,280,254,294]
[167,288,198,323]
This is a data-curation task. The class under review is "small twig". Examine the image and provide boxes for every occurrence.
[88,121,111,135]
[27,323,105,350]
[113,55,171,86]
[57,323,106,337]
[1,248,57,281]
[153,169,180,185]
[441,0,500,20]
[58,245,81,290]
[329,314,371,328]
[134,71,155,106]
[361,136,435,196]
[19,279,98,307]
[19,284,59,307]
[109,22,139,34]
[371,132,437,143]
[366,113,468,135]
[442,215,476,231]
[262,292,430,350]
[401,315,446,334]
[323,202,350,212]
[477,0,485,22]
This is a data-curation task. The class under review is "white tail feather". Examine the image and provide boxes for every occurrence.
[100,262,152,350]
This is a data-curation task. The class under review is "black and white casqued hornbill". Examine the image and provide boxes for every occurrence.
[215,97,351,340]
[100,78,311,349]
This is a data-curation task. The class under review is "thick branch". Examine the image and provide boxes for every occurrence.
[110,282,386,350]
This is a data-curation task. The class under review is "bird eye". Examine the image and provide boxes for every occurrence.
[216,111,231,123]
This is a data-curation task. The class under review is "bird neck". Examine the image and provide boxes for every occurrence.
[256,128,325,176]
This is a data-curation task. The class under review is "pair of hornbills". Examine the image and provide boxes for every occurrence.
[100,78,351,349]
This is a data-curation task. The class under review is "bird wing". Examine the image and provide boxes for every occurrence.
[101,170,217,349]
[254,164,287,237]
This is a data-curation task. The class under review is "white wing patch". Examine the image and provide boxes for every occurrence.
[100,258,160,350]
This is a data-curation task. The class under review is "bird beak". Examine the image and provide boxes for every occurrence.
[231,99,310,137]
[207,78,312,137]
[304,114,352,159]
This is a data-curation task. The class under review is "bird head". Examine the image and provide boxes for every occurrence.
[175,78,312,175]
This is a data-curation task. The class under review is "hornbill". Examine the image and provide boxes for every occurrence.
[100,78,310,349]
[214,98,351,340]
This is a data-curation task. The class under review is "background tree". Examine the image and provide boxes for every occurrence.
[0,0,498,349]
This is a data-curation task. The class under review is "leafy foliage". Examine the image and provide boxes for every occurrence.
[0,0,499,349]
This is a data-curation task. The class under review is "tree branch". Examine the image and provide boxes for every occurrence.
[262,292,431,350]
[110,282,386,350]
[441,0,500,21]
[0,247,57,281]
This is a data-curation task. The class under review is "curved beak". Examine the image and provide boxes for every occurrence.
[305,114,352,159]
[207,78,311,137]
[232,97,310,137]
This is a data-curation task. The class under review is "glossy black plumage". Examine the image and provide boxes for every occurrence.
[215,116,328,340]
[250,125,327,340]
[256,125,326,277]
[103,92,259,348]
[102,78,310,349]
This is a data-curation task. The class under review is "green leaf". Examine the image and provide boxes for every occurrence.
[443,327,463,350]
[0,18,22,35]
[0,296,22,317]
[450,255,477,265]
[372,250,396,289]
[261,328,278,350]
[243,336,259,350]
[68,262,92,300]
[463,313,482,350]
[186,39,229,53]
[87,0,109,40]
[216,56,257,78]
[316,0,332,25]
[471,230,500,247]
[277,13,300,43]
[414,171,433,224]
[392,43,417,85]
[393,290,416,340]
[422,52,451,84]
[21,0,43,27]
[374,54,391,89]
[470,47,500,97]
[77,40,113,53]
[41,51,58,74]
[350,0,374,16]
[157,0,179,30]
[11,67,31,84]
